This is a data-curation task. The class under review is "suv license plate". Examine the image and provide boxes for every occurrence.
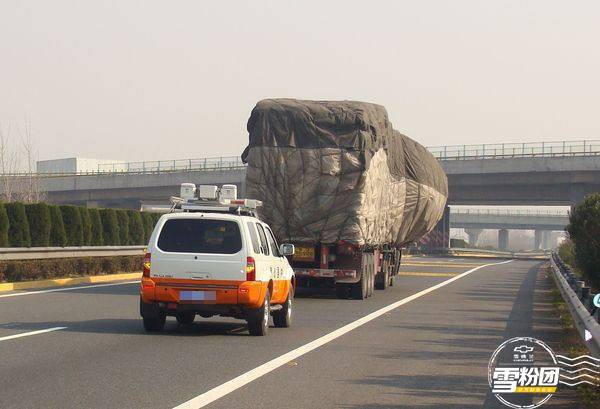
[179,291,216,302]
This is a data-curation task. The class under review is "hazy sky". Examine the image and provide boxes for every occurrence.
[1,1,598,162]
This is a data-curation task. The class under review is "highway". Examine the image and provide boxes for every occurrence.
[0,256,576,408]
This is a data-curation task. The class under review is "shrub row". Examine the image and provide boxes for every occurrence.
[0,202,161,247]
[0,255,143,283]
[566,193,600,288]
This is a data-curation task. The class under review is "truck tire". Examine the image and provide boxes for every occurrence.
[273,288,293,328]
[351,272,367,299]
[143,313,166,332]
[248,290,270,336]
[367,267,374,297]
[335,283,349,299]
[389,275,395,287]
[176,311,195,325]
[376,259,389,290]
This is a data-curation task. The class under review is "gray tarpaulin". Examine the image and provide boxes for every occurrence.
[242,99,448,247]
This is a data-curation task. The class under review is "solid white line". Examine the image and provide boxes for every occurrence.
[173,259,513,409]
[0,281,139,299]
[0,326,67,342]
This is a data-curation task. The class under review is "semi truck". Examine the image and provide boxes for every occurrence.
[241,99,448,299]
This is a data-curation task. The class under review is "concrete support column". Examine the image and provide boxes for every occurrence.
[498,229,509,251]
[534,230,542,250]
[465,228,482,247]
[542,231,551,249]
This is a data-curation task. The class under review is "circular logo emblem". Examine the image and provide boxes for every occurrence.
[593,294,600,308]
[488,337,559,409]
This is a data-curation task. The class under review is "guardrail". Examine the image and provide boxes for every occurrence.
[428,140,600,161]
[550,251,600,357]
[451,208,569,216]
[412,246,550,259]
[0,246,146,261]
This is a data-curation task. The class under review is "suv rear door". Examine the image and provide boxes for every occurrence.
[151,216,246,281]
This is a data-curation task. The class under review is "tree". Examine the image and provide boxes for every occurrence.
[5,202,31,247]
[100,208,119,245]
[0,203,9,246]
[88,208,104,246]
[127,210,144,245]
[116,210,130,245]
[79,207,92,245]
[141,212,155,243]
[24,202,51,247]
[48,205,67,246]
[566,193,600,287]
[60,205,83,246]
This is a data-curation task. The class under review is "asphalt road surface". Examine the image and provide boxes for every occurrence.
[0,256,576,408]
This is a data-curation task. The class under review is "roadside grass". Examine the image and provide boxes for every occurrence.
[548,265,600,407]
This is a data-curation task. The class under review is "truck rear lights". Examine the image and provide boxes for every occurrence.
[142,252,151,277]
[246,257,256,281]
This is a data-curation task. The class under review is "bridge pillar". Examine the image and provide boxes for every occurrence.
[542,231,551,249]
[534,230,542,250]
[465,228,482,247]
[498,229,509,251]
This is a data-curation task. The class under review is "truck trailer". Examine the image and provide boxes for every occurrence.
[242,99,448,299]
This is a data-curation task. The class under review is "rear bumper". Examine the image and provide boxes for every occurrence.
[293,268,359,284]
[140,277,267,310]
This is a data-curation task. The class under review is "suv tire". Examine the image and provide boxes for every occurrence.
[248,289,270,336]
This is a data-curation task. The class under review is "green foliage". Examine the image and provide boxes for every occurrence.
[60,205,84,246]
[0,255,143,283]
[88,208,104,246]
[79,207,93,246]
[566,193,600,288]
[100,208,119,245]
[116,210,130,245]
[127,210,144,245]
[558,239,577,269]
[450,238,467,248]
[5,202,31,247]
[24,203,51,247]
[141,212,155,244]
[0,203,9,246]
[48,205,67,247]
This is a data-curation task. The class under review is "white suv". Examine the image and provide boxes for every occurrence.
[140,194,295,336]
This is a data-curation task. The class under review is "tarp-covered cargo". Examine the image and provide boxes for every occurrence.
[241,99,448,247]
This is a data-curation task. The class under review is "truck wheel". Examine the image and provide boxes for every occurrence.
[176,311,195,325]
[367,268,374,297]
[273,289,293,328]
[351,273,367,300]
[336,283,349,299]
[389,275,395,287]
[248,290,270,336]
[143,313,166,332]
[376,262,389,290]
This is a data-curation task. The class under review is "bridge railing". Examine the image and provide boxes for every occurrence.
[450,208,570,216]
[96,156,245,173]
[429,140,600,160]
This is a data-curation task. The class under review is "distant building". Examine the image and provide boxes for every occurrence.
[36,158,126,174]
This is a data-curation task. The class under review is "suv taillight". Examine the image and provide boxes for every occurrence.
[246,256,256,281]
[143,252,151,277]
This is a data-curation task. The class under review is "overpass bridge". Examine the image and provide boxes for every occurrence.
[450,208,569,250]
[2,140,599,209]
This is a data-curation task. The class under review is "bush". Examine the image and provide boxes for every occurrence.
[142,212,156,243]
[5,202,31,247]
[0,255,143,283]
[79,207,93,246]
[24,203,52,247]
[100,208,119,245]
[127,210,144,245]
[450,238,467,248]
[116,210,130,245]
[566,193,600,288]
[0,203,9,247]
[88,208,104,246]
[48,205,67,247]
[60,205,84,246]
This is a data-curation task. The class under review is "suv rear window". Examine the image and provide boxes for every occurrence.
[157,219,242,254]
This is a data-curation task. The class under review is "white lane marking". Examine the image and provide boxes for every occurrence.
[0,281,139,299]
[0,327,67,342]
[173,259,514,409]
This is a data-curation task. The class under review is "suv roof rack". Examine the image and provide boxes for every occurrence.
[172,197,262,217]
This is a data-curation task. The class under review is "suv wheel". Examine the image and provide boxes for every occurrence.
[248,289,270,336]
[273,288,293,328]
